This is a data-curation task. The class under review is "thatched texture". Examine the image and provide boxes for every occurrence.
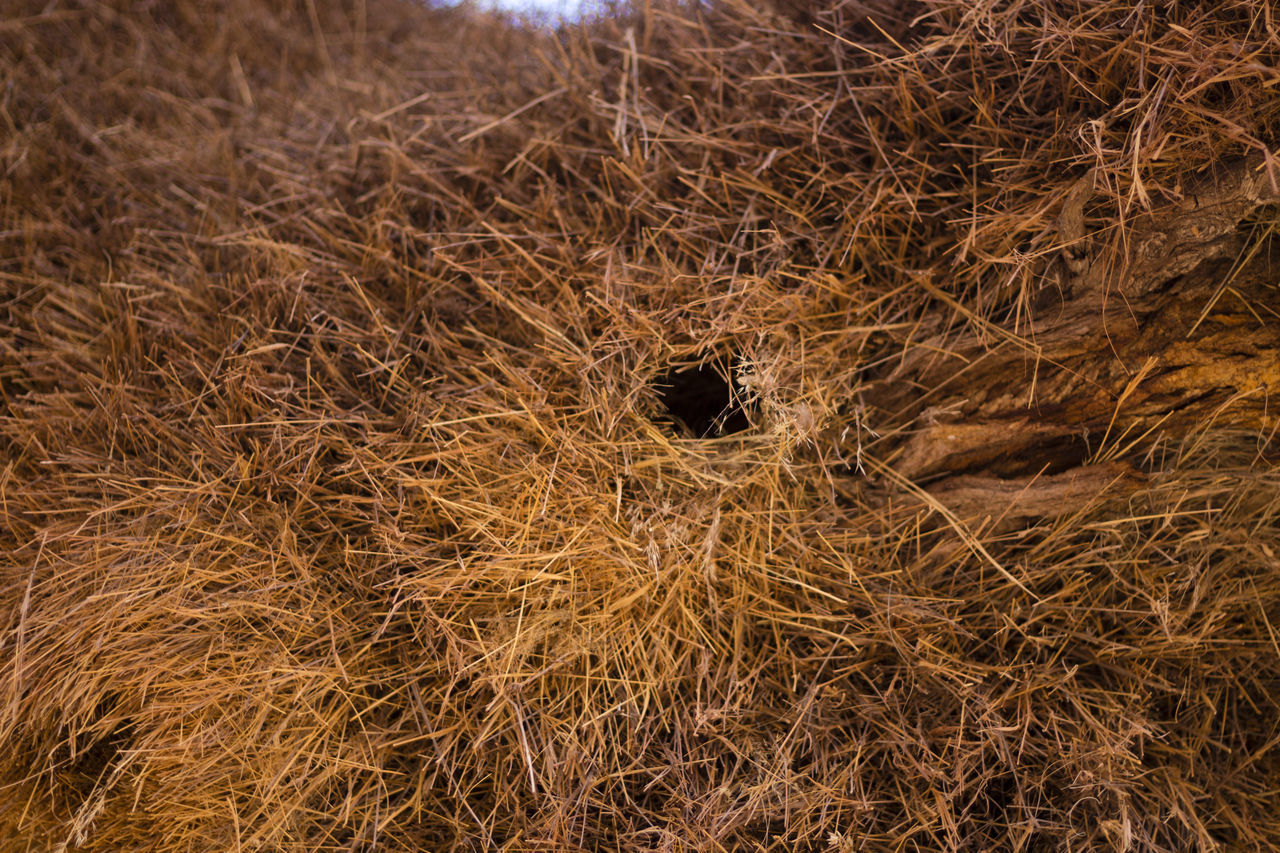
[4,1,1280,850]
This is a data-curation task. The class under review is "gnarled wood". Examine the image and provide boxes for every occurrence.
[869,157,1280,520]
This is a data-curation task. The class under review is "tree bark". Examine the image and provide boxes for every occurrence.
[865,156,1280,525]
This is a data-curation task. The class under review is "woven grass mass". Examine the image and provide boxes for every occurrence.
[4,0,1280,850]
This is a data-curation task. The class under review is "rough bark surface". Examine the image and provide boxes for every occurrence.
[869,157,1280,521]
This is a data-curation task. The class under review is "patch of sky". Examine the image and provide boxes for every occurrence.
[459,0,603,22]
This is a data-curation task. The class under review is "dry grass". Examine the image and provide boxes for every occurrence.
[3,0,1280,850]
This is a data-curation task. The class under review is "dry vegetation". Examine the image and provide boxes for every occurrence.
[4,0,1280,850]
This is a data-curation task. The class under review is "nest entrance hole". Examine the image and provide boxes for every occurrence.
[655,358,751,438]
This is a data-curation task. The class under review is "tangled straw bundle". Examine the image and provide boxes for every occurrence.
[3,1,1280,850]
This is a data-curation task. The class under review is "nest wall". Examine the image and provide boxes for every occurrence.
[3,1,1280,851]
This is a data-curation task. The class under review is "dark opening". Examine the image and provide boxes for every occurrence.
[655,360,751,438]
[71,725,132,784]
[53,699,135,795]
[982,431,1092,479]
